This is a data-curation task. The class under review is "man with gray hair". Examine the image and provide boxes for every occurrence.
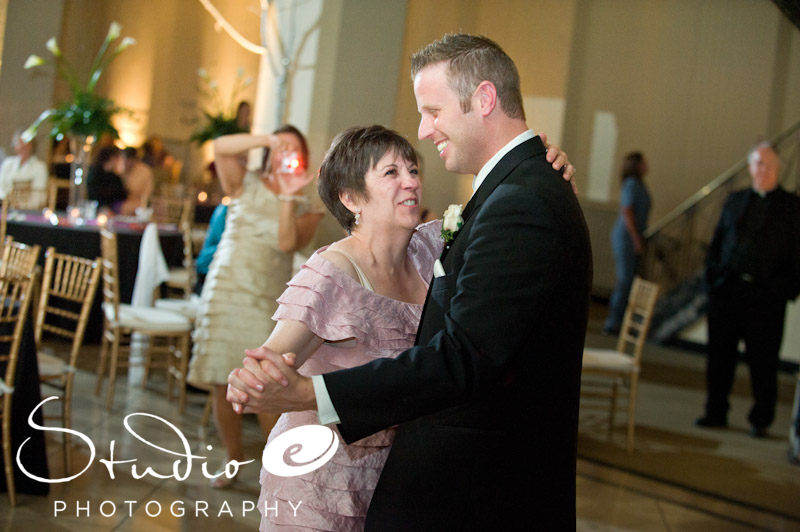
[0,130,48,208]
[698,142,800,438]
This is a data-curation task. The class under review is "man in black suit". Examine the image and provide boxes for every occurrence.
[229,34,592,530]
[697,142,800,438]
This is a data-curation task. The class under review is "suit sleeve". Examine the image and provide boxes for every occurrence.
[705,195,734,292]
[323,177,588,442]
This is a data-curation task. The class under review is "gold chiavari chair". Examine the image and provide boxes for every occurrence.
[96,229,192,412]
[0,201,8,253]
[46,178,71,212]
[6,182,33,210]
[1,238,41,278]
[0,272,37,506]
[150,195,187,225]
[581,277,660,451]
[163,197,196,298]
[34,248,101,474]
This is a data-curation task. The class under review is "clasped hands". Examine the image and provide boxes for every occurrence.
[227,347,316,414]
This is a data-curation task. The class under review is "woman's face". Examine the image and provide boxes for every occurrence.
[355,149,421,232]
[269,132,306,175]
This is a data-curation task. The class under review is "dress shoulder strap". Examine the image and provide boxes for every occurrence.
[326,248,374,292]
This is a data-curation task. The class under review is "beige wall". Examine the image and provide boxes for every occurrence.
[564,0,800,222]
[0,0,64,158]
[393,0,578,220]
[2,0,798,244]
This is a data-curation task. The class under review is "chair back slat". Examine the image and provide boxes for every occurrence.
[615,277,660,362]
[35,247,101,361]
[99,229,121,318]
[0,273,37,391]
[0,238,41,278]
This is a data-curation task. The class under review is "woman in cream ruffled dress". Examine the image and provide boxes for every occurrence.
[188,126,323,487]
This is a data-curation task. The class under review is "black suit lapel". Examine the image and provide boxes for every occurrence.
[417,136,547,343]
[443,136,547,258]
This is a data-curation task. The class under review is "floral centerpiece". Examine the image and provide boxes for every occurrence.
[190,67,253,145]
[23,21,135,142]
[22,22,134,211]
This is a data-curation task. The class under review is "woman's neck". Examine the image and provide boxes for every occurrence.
[347,225,414,276]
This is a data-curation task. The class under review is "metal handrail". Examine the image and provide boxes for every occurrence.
[644,119,800,238]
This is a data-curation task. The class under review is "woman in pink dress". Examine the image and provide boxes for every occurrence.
[231,126,571,530]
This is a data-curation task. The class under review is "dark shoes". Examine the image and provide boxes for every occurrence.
[750,426,769,439]
[602,325,620,336]
[695,416,727,428]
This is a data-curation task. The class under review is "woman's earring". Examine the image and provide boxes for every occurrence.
[354,211,361,226]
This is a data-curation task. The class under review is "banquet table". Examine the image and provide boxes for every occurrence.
[0,300,49,496]
[5,211,184,342]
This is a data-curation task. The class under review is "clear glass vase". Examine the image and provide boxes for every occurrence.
[67,135,92,214]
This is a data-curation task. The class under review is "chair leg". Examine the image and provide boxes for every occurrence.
[177,334,189,414]
[3,396,16,506]
[96,329,110,396]
[166,339,176,401]
[141,334,153,388]
[105,332,121,410]
[63,379,73,475]
[626,374,639,452]
[609,379,618,438]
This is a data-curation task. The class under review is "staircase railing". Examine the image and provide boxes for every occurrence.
[641,120,800,294]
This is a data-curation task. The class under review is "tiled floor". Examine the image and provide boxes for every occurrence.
[2,329,799,530]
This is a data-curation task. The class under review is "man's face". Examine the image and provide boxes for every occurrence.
[14,137,33,158]
[414,62,483,175]
[749,147,780,193]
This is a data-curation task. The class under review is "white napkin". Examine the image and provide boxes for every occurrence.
[131,222,169,307]
[433,259,446,278]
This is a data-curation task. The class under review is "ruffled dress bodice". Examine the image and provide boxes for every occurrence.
[259,220,442,531]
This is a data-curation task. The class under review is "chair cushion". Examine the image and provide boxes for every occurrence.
[582,348,637,372]
[167,268,191,285]
[155,295,200,321]
[102,302,192,332]
[37,351,67,377]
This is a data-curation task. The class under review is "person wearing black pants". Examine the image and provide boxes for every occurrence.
[698,142,800,438]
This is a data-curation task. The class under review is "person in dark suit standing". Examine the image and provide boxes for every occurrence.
[228,33,592,530]
[697,142,800,438]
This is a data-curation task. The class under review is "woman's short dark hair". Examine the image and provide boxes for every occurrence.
[318,125,419,232]
[621,151,645,180]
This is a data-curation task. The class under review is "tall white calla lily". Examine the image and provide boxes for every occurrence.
[24,55,45,69]
[45,37,61,56]
[21,21,135,139]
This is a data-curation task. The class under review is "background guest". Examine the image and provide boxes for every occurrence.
[697,142,800,438]
[142,134,178,191]
[119,147,154,215]
[193,202,227,294]
[235,100,252,132]
[604,151,652,335]
[0,130,48,208]
[187,125,323,488]
[86,145,127,212]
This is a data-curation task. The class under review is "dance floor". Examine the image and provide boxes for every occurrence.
[1,307,798,530]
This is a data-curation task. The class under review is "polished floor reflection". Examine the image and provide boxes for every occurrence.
[2,326,799,531]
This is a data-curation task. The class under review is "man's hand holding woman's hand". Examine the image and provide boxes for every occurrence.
[227,348,316,414]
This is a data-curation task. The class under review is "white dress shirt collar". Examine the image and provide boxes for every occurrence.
[472,130,536,192]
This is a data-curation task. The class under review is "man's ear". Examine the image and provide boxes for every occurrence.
[474,81,498,117]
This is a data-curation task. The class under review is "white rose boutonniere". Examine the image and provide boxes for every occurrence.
[441,204,464,244]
